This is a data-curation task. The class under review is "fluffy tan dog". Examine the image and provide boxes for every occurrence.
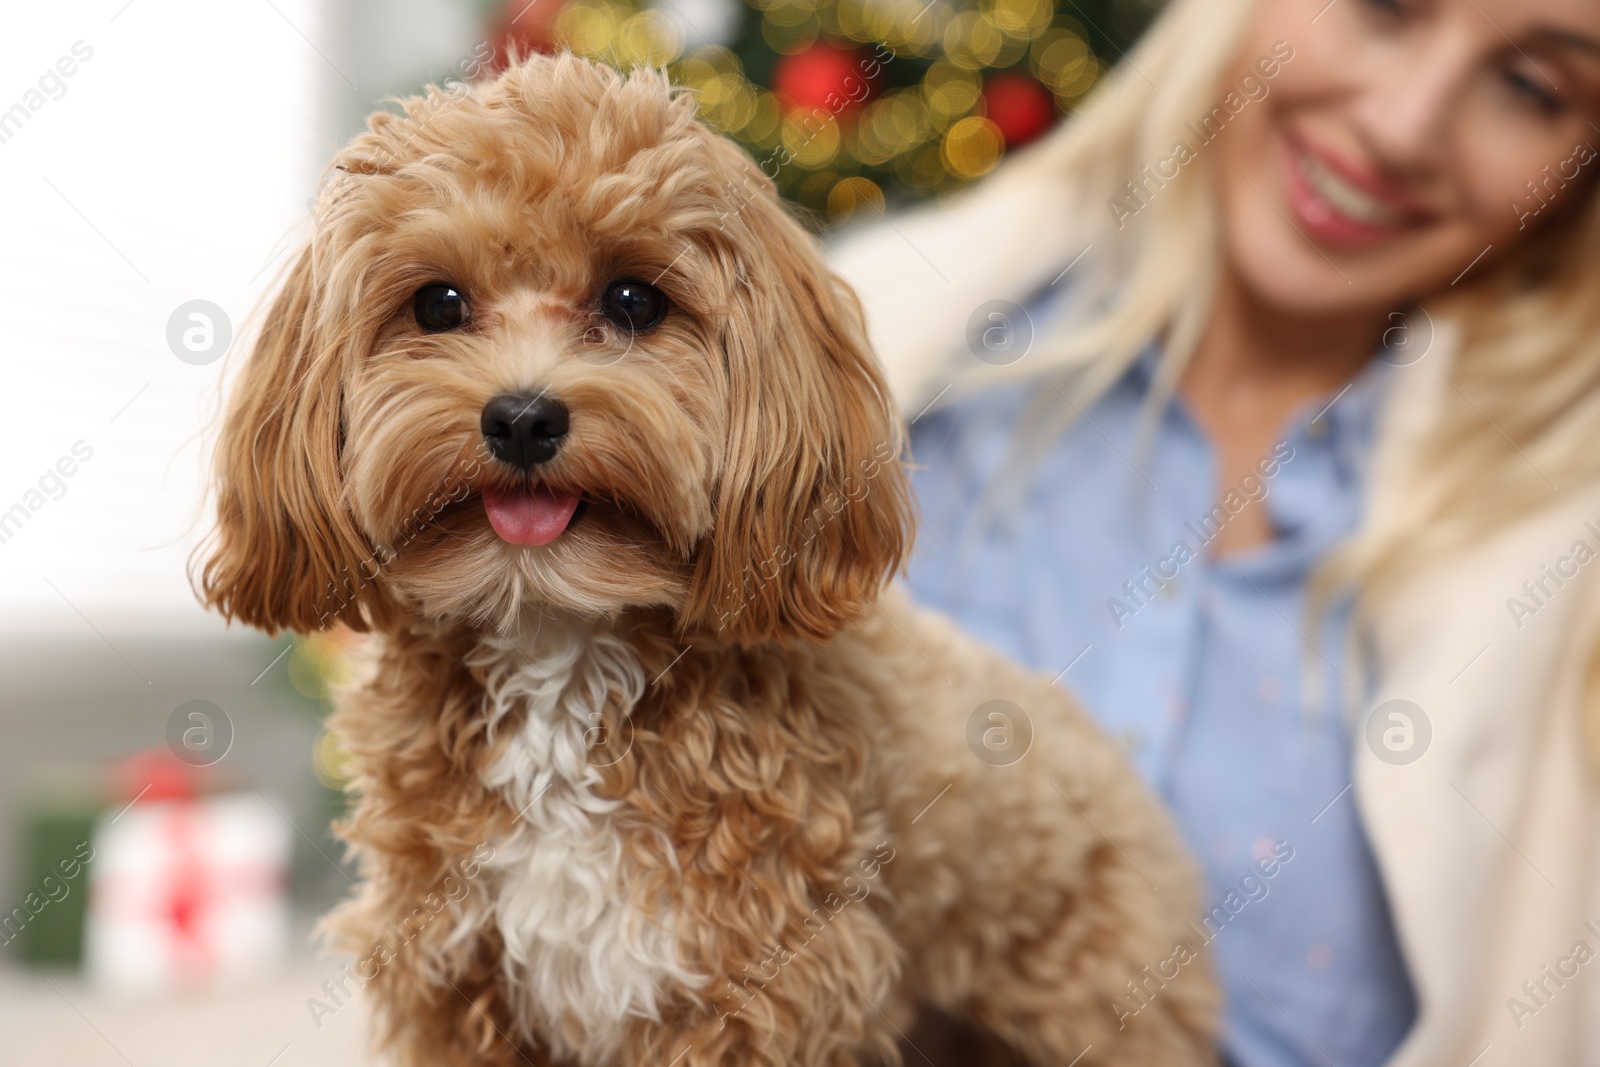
[199,53,1218,1067]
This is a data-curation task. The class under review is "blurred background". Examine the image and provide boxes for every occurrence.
[0,0,1153,1061]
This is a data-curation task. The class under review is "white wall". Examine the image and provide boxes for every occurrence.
[0,0,332,635]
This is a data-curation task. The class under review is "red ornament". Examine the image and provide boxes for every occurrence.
[482,0,566,77]
[773,43,877,115]
[982,72,1057,148]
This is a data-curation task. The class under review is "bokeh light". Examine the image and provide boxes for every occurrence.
[503,0,1141,221]
[941,114,1004,178]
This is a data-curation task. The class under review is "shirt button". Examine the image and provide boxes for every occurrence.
[1117,729,1146,753]
[1158,579,1180,600]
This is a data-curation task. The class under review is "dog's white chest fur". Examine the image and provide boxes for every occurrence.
[473,616,699,1062]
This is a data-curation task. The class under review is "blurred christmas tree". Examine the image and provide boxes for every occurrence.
[482,0,1161,224]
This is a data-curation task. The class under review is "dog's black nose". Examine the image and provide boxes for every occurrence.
[481,393,569,470]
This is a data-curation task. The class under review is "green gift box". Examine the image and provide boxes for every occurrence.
[5,800,98,967]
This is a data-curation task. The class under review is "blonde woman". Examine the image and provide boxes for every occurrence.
[833,0,1600,1064]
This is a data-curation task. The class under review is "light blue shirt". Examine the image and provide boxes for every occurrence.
[903,332,1417,1065]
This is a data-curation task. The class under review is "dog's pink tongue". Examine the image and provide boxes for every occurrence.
[482,487,581,546]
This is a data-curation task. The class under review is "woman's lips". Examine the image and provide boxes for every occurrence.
[1279,132,1433,248]
[481,486,581,545]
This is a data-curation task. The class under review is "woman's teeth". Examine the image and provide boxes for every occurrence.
[1300,150,1405,228]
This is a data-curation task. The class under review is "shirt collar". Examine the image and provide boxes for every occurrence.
[1124,342,1395,461]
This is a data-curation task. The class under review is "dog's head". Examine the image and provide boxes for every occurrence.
[198,54,911,645]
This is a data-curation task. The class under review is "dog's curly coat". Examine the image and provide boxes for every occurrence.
[199,53,1218,1067]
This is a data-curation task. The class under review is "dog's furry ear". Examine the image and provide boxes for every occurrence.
[195,248,394,634]
[684,163,913,645]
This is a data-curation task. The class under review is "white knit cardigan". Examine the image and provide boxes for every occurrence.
[829,172,1600,1066]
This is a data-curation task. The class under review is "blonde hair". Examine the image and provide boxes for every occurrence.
[919,0,1600,723]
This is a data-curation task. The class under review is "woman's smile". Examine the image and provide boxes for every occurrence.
[1279,127,1437,246]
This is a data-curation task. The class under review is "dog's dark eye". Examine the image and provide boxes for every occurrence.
[414,283,467,332]
[600,279,666,331]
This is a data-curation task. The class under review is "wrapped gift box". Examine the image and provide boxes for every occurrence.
[3,800,98,966]
[84,789,292,991]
